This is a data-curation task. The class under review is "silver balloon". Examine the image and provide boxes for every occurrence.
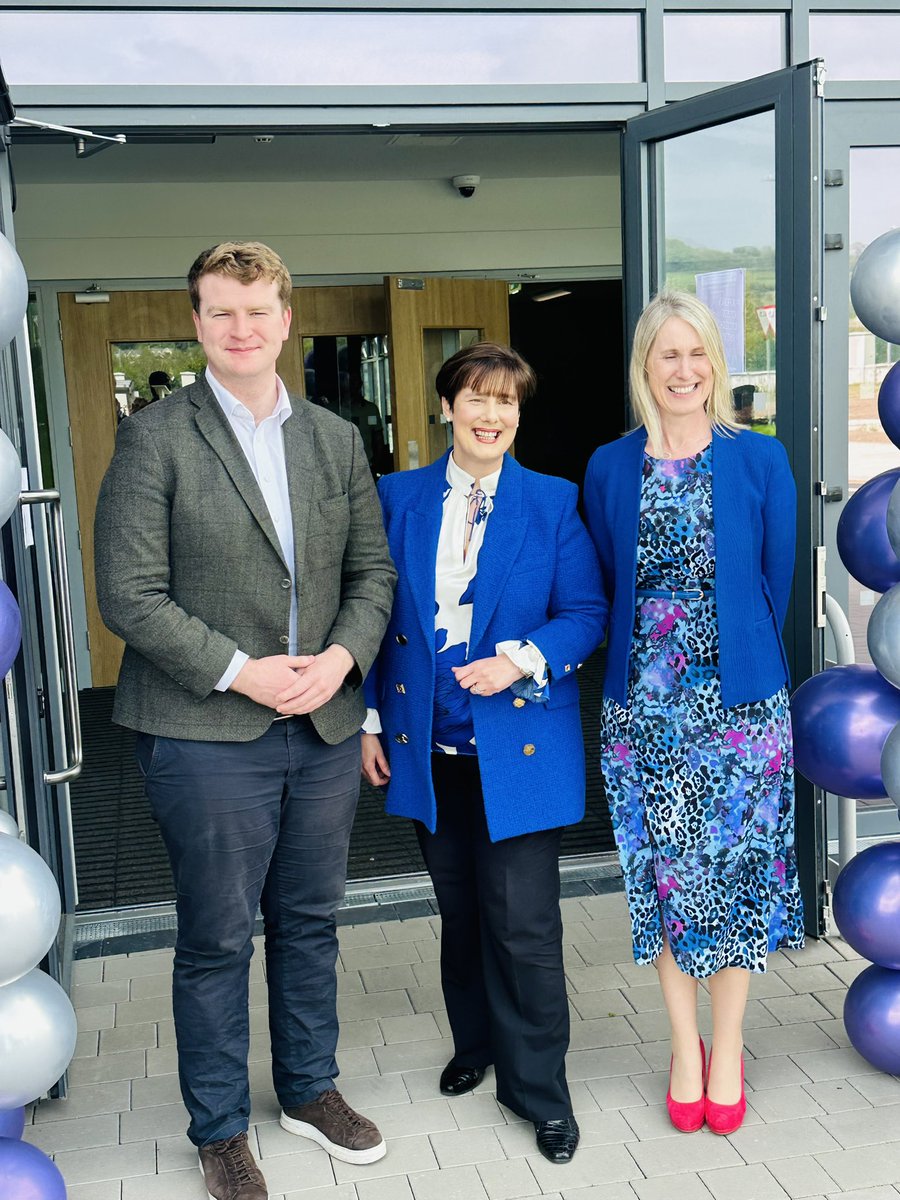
[889,480,900,560]
[0,836,61,987]
[0,808,19,837]
[0,428,20,528]
[0,967,77,1108]
[882,722,900,807]
[851,228,900,344]
[0,234,26,348]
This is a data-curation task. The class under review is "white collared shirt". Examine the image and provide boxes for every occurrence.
[207,368,297,691]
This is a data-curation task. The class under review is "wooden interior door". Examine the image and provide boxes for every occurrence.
[384,276,510,470]
[58,289,304,688]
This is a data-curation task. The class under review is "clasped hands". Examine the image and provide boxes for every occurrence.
[452,653,526,698]
[231,644,354,715]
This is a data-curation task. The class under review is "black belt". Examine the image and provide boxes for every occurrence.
[635,587,711,601]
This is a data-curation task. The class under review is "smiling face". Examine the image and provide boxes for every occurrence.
[442,385,520,478]
[646,315,713,419]
[192,272,291,395]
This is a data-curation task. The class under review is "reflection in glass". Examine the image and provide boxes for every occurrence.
[26,295,54,488]
[303,335,393,477]
[0,11,642,87]
[845,148,900,678]
[664,13,784,83]
[111,341,205,421]
[657,112,777,432]
[423,330,481,465]
[810,15,900,81]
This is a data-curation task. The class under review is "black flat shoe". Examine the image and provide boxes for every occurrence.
[534,1116,580,1163]
[439,1064,486,1096]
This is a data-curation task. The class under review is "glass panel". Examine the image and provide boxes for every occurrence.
[810,14,900,81]
[423,329,480,464]
[303,335,393,477]
[0,11,642,86]
[845,148,900,696]
[665,13,785,82]
[110,341,205,421]
[26,294,54,488]
[657,112,778,432]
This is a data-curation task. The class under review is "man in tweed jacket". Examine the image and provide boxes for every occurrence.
[95,242,396,1200]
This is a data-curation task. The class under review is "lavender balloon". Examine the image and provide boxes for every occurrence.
[879,362,900,452]
[844,964,900,1074]
[0,969,77,1109]
[882,722,900,807]
[867,583,900,689]
[837,468,900,593]
[0,1138,66,1199]
[0,582,20,679]
[833,841,900,967]
[888,478,900,560]
[0,1107,24,1139]
[792,665,900,799]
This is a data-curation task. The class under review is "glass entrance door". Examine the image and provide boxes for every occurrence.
[621,63,826,934]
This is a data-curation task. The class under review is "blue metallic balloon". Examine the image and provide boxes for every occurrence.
[879,362,900,452]
[844,964,900,1075]
[833,841,900,967]
[837,467,900,593]
[0,1108,24,1140]
[0,1138,66,1200]
[792,665,900,799]
[0,582,20,680]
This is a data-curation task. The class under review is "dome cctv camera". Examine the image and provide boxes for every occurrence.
[452,174,480,198]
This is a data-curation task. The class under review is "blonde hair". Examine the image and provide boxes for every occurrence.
[629,290,740,449]
[188,241,293,312]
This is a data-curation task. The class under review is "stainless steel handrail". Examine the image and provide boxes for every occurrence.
[19,489,82,785]
[824,593,856,868]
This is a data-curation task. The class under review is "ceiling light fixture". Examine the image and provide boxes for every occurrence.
[531,288,572,303]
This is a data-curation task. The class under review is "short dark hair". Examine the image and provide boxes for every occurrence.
[435,342,536,409]
[187,241,293,312]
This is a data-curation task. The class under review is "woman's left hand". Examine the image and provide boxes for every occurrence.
[453,654,525,698]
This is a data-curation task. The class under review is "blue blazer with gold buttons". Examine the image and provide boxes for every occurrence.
[365,450,607,842]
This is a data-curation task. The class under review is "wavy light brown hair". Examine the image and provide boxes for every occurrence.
[188,241,293,312]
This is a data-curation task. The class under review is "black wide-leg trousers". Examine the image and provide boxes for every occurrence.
[416,754,572,1122]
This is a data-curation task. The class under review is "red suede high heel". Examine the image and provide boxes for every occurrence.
[705,1053,746,1135]
[665,1036,706,1133]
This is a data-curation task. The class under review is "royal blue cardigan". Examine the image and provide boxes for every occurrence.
[583,427,796,709]
[365,451,607,842]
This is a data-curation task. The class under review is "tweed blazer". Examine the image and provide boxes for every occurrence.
[94,377,396,744]
[365,452,607,842]
[583,426,796,709]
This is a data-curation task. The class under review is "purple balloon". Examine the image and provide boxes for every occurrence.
[0,1108,25,1140]
[833,841,900,967]
[791,664,900,799]
[0,1137,66,1199]
[837,467,900,593]
[0,581,20,678]
[844,964,900,1074]
[878,362,900,450]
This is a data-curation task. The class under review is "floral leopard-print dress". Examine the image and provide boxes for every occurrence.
[600,445,804,978]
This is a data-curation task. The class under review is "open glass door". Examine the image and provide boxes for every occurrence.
[622,62,826,934]
[384,276,510,471]
[0,102,80,1093]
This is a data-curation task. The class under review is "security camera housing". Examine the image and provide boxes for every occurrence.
[451,174,480,198]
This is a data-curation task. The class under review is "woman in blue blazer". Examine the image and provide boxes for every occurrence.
[583,292,804,1137]
[362,343,606,1164]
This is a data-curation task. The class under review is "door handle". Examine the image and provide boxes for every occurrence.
[19,490,82,785]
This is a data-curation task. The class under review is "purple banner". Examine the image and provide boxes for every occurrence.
[695,268,745,374]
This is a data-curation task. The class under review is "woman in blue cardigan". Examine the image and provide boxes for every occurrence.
[362,343,606,1164]
[583,292,804,1137]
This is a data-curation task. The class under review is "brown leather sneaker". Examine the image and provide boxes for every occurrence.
[198,1132,268,1200]
[280,1088,386,1164]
